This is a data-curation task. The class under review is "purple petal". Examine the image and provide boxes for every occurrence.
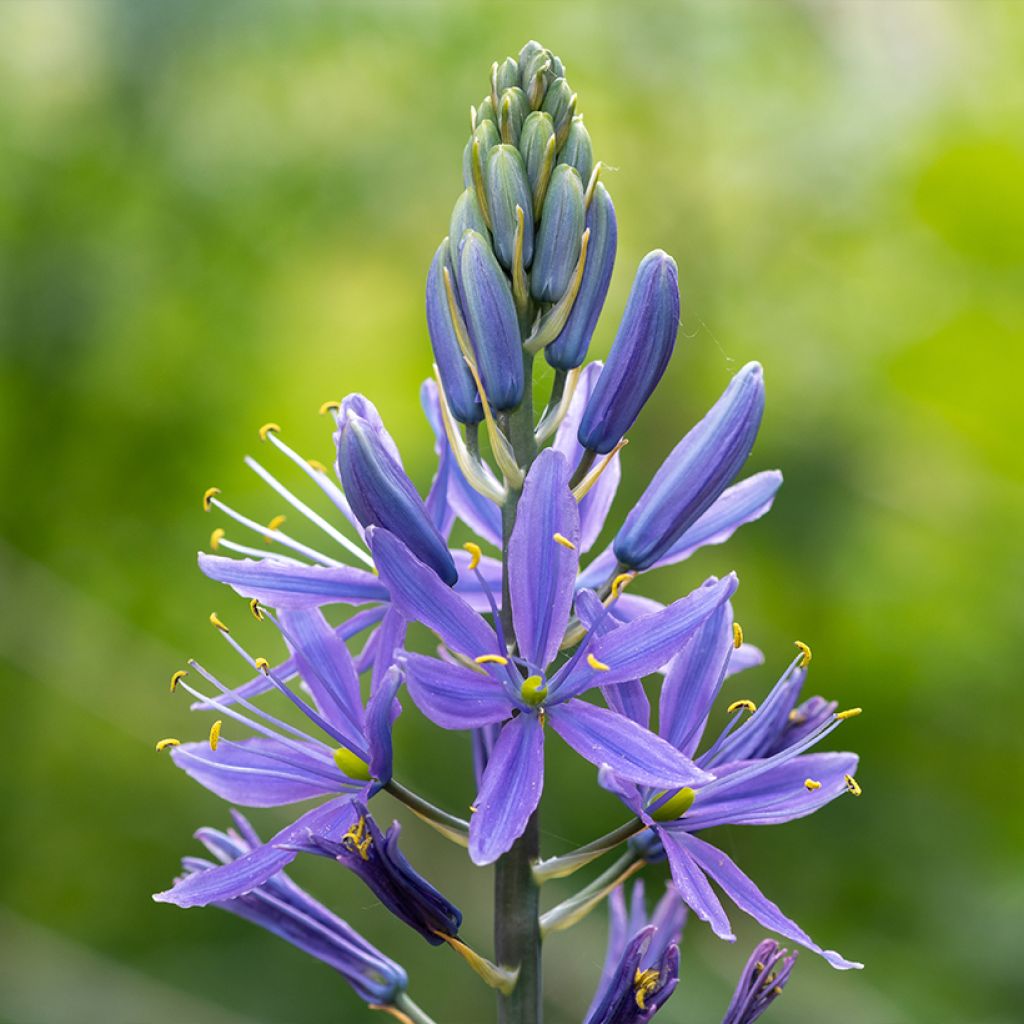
[548,701,711,787]
[508,449,580,668]
[421,379,457,537]
[658,829,734,940]
[452,551,504,613]
[468,714,544,865]
[727,643,765,677]
[678,831,862,969]
[403,653,514,730]
[369,527,496,657]
[366,666,403,786]
[199,554,387,608]
[596,764,646,817]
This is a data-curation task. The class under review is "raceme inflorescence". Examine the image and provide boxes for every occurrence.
[154,41,863,1024]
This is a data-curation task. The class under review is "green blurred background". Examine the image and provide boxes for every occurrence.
[2,3,1021,1022]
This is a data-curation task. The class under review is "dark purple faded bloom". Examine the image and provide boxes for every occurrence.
[585,882,685,1024]
[369,448,736,864]
[614,361,766,571]
[577,250,680,454]
[296,801,462,945]
[337,395,458,586]
[157,812,407,1006]
[721,940,797,1024]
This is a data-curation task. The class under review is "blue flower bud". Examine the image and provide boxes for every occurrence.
[476,94,497,126]
[519,111,556,217]
[577,250,679,453]
[485,144,534,270]
[498,86,528,147]
[426,241,481,425]
[541,77,576,148]
[458,229,524,411]
[494,56,519,94]
[463,119,499,190]
[613,362,765,571]
[519,42,554,109]
[448,189,489,278]
[531,163,585,303]
[558,118,593,185]
[337,400,458,585]
[546,182,617,370]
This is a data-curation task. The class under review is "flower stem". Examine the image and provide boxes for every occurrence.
[385,778,470,845]
[532,818,646,883]
[393,992,440,1024]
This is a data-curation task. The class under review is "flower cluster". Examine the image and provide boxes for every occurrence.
[154,40,862,1024]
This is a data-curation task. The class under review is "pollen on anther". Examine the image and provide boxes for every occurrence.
[788,709,806,724]
[794,640,812,667]
[209,612,230,633]
[804,778,822,791]
[169,670,187,693]
[835,707,862,721]
[264,514,287,541]
[587,653,610,672]
[844,773,862,796]
[202,487,220,511]
[463,542,482,570]
[475,654,508,666]
[254,657,270,673]
[319,400,341,416]
[209,720,223,751]
[209,528,225,550]
[249,598,264,621]
[552,532,576,550]
[733,622,744,649]
[307,459,328,474]
[258,422,280,441]
[155,738,180,752]
[609,572,636,599]
[727,699,757,714]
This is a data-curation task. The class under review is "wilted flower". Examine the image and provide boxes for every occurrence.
[721,940,797,1024]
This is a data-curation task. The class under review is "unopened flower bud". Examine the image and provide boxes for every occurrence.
[337,401,458,585]
[519,41,554,109]
[558,118,593,185]
[494,56,519,94]
[531,164,585,303]
[541,78,576,149]
[485,144,534,270]
[459,229,524,411]
[448,189,489,276]
[614,362,765,571]
[463,119,500,189]
[577,250,679,453]
[498,86,528,147]
[426,242,481,425]
[520,111,557,216]
[546,181,617,370]
[476,94,497,127]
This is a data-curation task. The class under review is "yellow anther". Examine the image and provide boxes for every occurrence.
[258,422,280,441]
[155,738,180,752]
[169,669,187,693]
[804,778,822,791]
[844,773,862,797]
[794,640,812,667]
[249,598,264,621]
[333,746,372,782]
[209,612,230,633]
[633,968,660,1010]
[609,572,636,599]
[209,527,225,550]
[835,707,862,721]
[341,816,373,861]
[521,674,548,706]
[202,486,220,511]
[463,542,482,570]
[209,719,223,751]
[254,657,270,673]
[733,622,744,649]
[307,459,328,474]
[727,699,757,714]
[552,532,576,550]
[264,514,287,540]
[475,654,509,666]
[788,709,807,724]
[587,653,610,672]
[319,400,341,415]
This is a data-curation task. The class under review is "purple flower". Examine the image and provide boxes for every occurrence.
[585,882,685,1024]
[368,448,736,864]
[596,602,862,970]
[721,940,796,1024]
[614,362,766,571]
[296,801,462,945]
[158,812,407,1007]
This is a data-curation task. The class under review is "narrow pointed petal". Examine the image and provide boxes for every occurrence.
[596,765,646,817]
[548,701,711,787]
[402,653,514,730]
[601,679,650,729]
[154,798,359,907]
[508,449,580,667]
[170,738,347,807]
[421,379,457,537]
[369,527,496,657]
[469,714,544,864]
[614,362,766,571]
[727,643,765,677]
[659,602,734,757]
[658,829,735,940]
[366,666,403,786]
[199,554,387,608]
[452,550,505,613]
[678,831,862,969]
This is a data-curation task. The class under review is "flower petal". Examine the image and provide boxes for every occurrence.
[402,653,514,730]
[509,449,580,668]
[548,701,711,787]
[451,551,504,614]
[366,666,404,786]
[657,829,734,940]
[468,714,544,865]
[199,554,387,608]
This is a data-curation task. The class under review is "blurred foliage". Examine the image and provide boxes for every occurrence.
[1,3,1022,1023]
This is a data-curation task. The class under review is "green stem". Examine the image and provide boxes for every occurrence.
[539,851,642,937]
[385,779,470,840]
[394,992,440,1024]
[532,818,645,883]
[567,447,596,490]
